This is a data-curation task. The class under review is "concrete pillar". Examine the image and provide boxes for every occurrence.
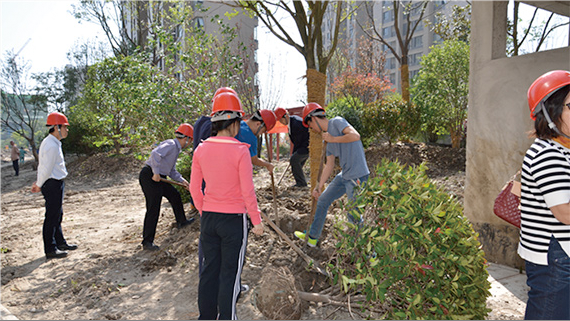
[465,1,570,268]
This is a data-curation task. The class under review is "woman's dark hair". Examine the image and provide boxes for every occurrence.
[211,117,241,135]
[533,84,570,139]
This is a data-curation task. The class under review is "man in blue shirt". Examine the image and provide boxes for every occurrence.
[294,103,370,247]
[139,123,196,251]
[235,109,277,173]
[275,107,309,187]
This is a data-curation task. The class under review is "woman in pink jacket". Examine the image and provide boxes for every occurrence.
[190,92,264,320]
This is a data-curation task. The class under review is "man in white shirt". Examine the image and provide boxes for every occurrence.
[31,112,78,259]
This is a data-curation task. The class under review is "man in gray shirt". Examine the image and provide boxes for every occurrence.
[294,103,370,247]
[139,123,196,251]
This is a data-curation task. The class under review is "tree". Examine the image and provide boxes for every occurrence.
[236,0,347,188]
[358,1,429,103]
[411,40,469,148]
[1,51,48,165]
[327,35,389,102]
[507,1,570,56]
[330,69,392,106]
[426,2,471,43]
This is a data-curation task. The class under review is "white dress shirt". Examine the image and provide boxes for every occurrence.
[36,134,68,187]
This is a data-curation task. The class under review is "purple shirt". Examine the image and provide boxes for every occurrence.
[145,139,183,182]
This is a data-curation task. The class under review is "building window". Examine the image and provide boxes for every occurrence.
[409,53,422,67]
[387,57,396,69]
[411,35,423,49]
[383,9,394,23]
[410,69,420,81]
[389,73,396,86]
[382,26,394,38]
[194,17,204,29]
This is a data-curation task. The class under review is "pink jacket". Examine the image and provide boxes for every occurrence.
[189,137,261,225]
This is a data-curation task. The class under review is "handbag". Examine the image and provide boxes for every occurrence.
[493,170,522,228]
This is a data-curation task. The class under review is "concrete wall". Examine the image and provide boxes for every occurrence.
[465,1,570,268]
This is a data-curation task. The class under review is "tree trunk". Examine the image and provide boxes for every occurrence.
[450,128,461,148]
[306,68,327,191]
[400,63,410,103]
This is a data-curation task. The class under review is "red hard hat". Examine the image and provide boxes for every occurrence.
[302,103,325,128]
[259,110,277,131]
[176,123,193,138]
[528,70,570,120]
[46,112,69,126]
[211,92,244,120]
[212,87,237,101]
[274,107,287,120]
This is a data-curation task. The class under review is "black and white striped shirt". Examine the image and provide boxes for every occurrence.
[518,138,570,265]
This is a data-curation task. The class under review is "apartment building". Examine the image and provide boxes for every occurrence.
[326,1,468,94]
[122,1,259,101]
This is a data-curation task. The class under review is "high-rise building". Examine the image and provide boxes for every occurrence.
[326,1,469,94]
[122,1,259,103]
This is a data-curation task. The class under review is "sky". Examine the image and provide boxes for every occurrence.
[0,0,307,108]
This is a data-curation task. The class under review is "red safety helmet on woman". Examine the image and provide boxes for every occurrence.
[176,123,194,138]
[302,103,326,128]
[212,87,238,101]
[46,112,69,126]
[211,92,244,122]
[528,70,570,120]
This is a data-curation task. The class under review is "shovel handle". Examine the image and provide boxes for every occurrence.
[160,178,186,188]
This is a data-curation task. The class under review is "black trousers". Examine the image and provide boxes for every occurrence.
[290,151,308,186]
[198,212,248,320]
[41,179,67,253]
[139,166,187,245]
[12,160,19,176]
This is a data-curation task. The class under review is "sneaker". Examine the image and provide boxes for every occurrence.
[294,231,317,247]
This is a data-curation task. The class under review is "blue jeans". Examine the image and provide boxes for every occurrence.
[308,173,368,240]
[524,236,570,320]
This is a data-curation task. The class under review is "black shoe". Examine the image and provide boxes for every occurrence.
[57,243,78,251]
[142,242,160,251]
[177,217,196,229]
[46,249,68,259]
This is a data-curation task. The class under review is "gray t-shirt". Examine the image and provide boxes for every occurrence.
[326,117,370,180]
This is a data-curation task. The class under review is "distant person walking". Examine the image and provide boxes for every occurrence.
[31,112,78,259]
[19,146,26,165]
[10,141,19,176]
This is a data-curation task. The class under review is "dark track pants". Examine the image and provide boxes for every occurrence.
[12,160,19,176]
[198,212,248,320]
[290,151,308,187]
[41,179,67,253]
[139,166,187,245]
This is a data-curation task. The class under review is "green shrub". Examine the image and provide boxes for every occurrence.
[326,96,370,146]
[362,94,421,145]
[175,152,193,204]
[328,159,491,319]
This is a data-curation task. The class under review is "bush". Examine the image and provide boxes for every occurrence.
[362,94,421,145]
[328,160,491,319]
[326,96,370,146]
[174,151,193,204]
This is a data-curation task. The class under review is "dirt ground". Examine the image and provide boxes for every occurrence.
[0,142,521,320]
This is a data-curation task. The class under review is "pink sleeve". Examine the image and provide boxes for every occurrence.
[238,147,261,225]
[189,152,204,214]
